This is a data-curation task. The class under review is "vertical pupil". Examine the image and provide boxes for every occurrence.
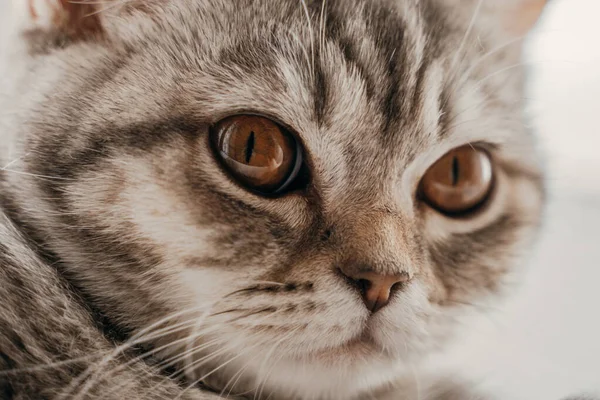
[245,131,255,163]
[451,156,460,186]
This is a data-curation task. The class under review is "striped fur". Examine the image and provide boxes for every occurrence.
[0,1,545,399]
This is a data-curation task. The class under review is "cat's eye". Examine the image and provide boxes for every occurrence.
[420,146,494,215]
[211,115,303,194]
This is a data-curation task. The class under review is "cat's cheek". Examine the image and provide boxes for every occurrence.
[177,269,240,311]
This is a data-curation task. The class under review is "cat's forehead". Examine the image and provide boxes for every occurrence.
[49,0,523,208]
[63,0,519,209]
[138,0,447,154]
[97,3,410,197]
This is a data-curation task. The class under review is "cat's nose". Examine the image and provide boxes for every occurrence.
[339,268,411,313]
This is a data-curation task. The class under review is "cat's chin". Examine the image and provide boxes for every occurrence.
[257,357,403,400]
[302,325,396,363]
[192,326,428,400]
[196,344,407,400]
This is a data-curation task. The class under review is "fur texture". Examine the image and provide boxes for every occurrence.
[0,0,546,399]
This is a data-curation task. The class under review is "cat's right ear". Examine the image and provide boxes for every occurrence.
[481,0,548,37]
[498,0,547,35]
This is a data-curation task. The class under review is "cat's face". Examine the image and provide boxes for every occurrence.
[1,0,545,398]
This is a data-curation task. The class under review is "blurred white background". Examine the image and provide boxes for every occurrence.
[445,1,600,398]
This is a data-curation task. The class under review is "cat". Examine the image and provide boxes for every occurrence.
[0,0,548,399]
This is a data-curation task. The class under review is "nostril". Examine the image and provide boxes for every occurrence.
[357,278,371,295]
[390,281,405,294]
[338,269,371,294]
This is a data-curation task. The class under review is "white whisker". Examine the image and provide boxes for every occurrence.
[254,327,300,400]
[451,0,483,71]
[319,0,327,58]
[184,305,216,381]
[93,323,221,397]
[175,336,266,400]
[219,358,253,398]
[103,336,227,399]
[1,168,73,181]
[456,35,526,91]
[1,153,29,171]
[61,305,210,400]
[299,0,315,78]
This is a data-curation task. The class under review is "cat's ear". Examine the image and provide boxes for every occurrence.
[493,0,547,35]
[20,0,104,39]
[18,0,156,42]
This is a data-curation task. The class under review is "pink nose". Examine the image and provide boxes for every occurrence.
[340,269,411,313]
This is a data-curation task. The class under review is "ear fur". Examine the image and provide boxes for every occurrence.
[19,0,162,44]
[23,0,104,39]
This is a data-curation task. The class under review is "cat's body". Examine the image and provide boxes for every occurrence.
[0,207,230,400]
[0,0,546,399]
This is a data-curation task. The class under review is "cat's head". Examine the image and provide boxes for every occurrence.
[0,0,546,397]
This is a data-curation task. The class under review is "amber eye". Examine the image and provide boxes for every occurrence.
[420,145,494,215]
[211,115,302,194]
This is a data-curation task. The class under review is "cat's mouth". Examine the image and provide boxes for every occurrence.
[307,325,389,362]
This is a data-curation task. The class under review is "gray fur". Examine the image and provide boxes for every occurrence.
[0,0,546,399]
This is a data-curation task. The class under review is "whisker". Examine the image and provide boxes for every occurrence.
[455,35,527,91]
[286,30,313,79]
[220,358,253,398]
[0,312,205,377]
[463,59,571,101]
[467,62,530,93]
[76,321,247,399]
[88,323,221,397]
[184,304,216,382]
[1,153,30,171]
[451,0,483,72]
[177,335,258,380]
[62,280,291,398]
[0,168,73,181]
[299,0,315,78]
[254,327,301,400]
[60,305,210,400]
[174,337,267,400]
[68,0,126,18]
[183,349,258,400]
[102,336,227,400]
[318,0,327,58]
[158,337,224,372]
[86,308,273,399]
[218,317,300,398]
[182,306,290,390]
[144,305,288,396]
[0,353,104,376]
